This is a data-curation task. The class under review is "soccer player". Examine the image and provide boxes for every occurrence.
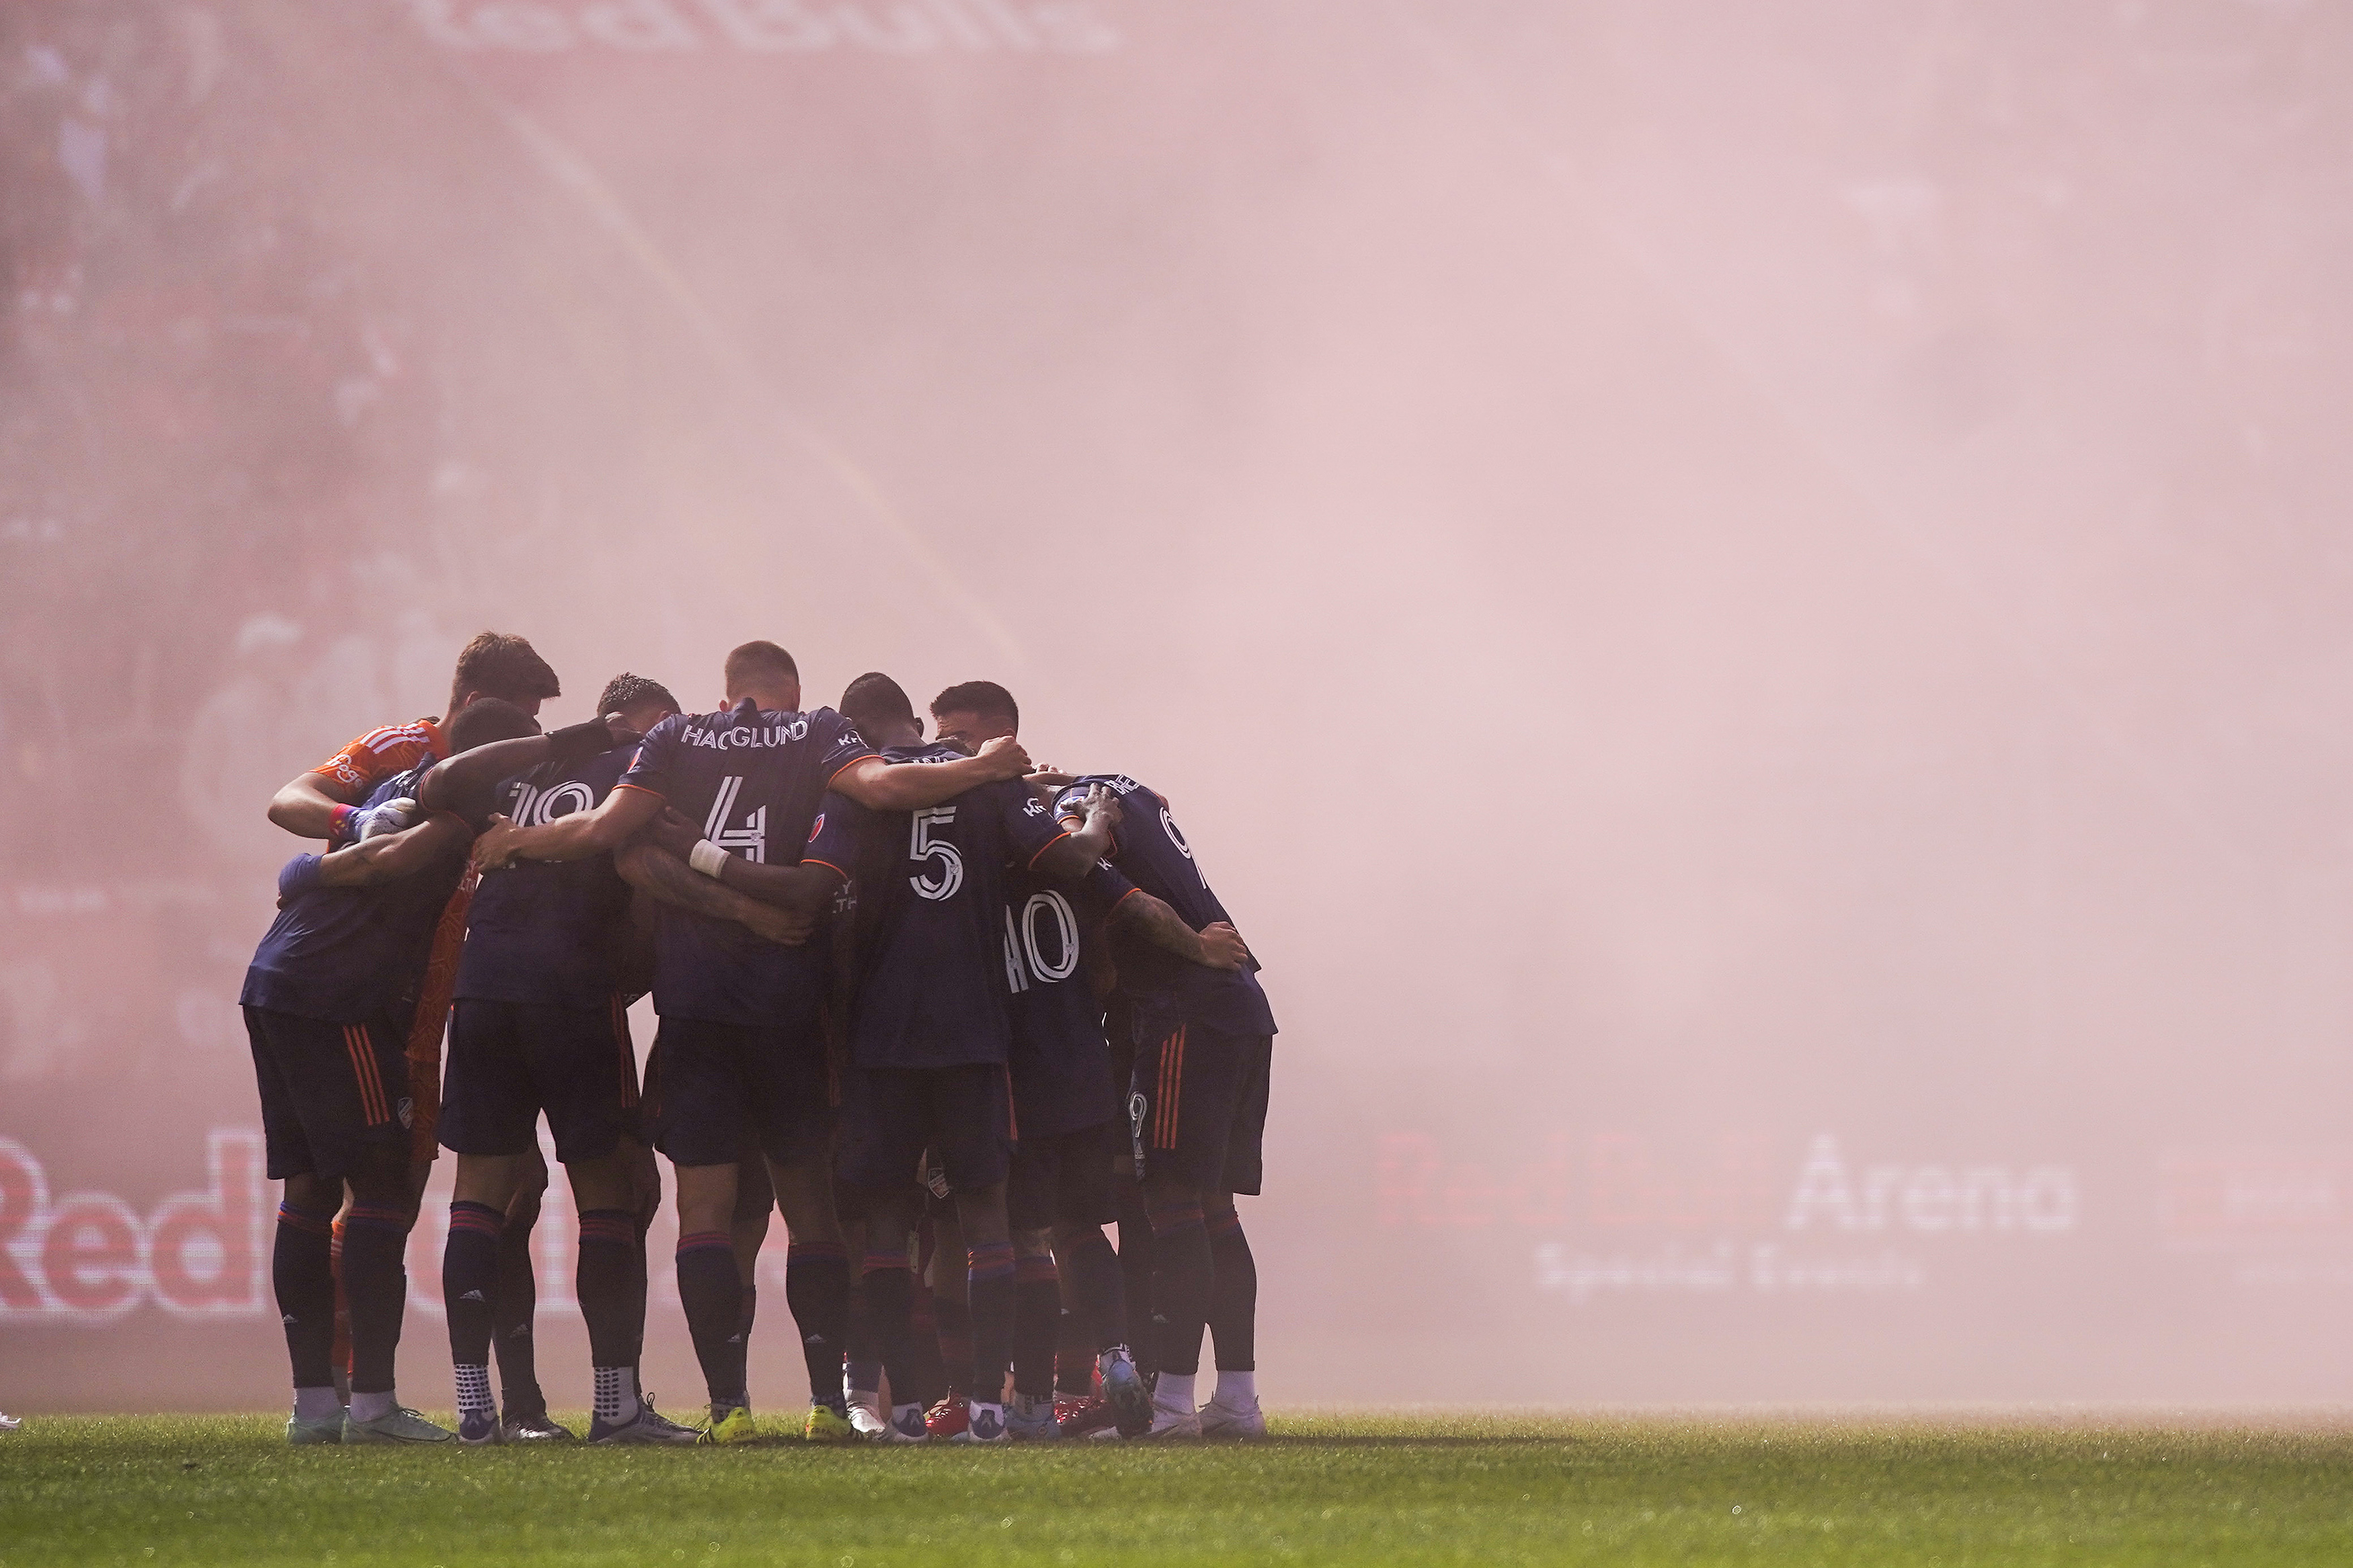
[930,684,1250,1440]
[1049,771,1276,1439]
[417,674,710,1444]
[243,698,541,1444]
[472,641,1032,1442]
[777,673,1114,1444]
[264,631,569,1435]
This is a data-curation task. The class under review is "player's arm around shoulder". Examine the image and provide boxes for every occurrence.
[613,838,813,948]
[832,734,1032,811]
[308,811,473,891]
[1111,889,1250,971]
[1030,782,1121,880]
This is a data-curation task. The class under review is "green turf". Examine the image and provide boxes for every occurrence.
[3,1412,2350,1567]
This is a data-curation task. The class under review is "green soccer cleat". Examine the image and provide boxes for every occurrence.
[286,1413,343,1446]
[342,1406,456,1445]
[803,1404,858,1443]
[699,1405,759,1445]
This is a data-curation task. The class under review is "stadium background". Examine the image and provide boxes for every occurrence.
[3,0,2350,1411]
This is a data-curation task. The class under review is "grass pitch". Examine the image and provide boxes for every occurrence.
[3,1411,2350,1566]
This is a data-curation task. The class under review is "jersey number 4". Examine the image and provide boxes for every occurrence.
[909,807,963,901]
[707,776,768,864]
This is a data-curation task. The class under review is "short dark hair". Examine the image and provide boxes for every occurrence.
[724,641,799,691]
[446,697,541,753]
[840,671,916,735]
[931,680,1018,730]
[597,673,679,717]
[450,632,560,714]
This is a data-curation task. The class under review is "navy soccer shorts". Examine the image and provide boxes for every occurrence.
[1127,1019,1271,1196]
[439,997,641,1163]
[244,1005,413,1181]
[838,1063,1014,1196]
[645,1016,832,1168]
[1007,1118,1117,1232]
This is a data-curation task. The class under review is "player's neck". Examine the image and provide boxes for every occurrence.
[870,718,924,749]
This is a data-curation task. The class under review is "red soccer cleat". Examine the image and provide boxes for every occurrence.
[923,1393,969,1439]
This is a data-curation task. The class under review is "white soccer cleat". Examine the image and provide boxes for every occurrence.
[846,1389,889,1439]
[871,1403,930,1444]
[1198,1393,1265,1439]
[343,1406,456,1445]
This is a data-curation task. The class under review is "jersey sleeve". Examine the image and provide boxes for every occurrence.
[311,722,437,794]
[801,791,860,880]
[813,709,881,783]
[999,783,1070,869]
[616,714,684,800]
[1072,858,1140,923]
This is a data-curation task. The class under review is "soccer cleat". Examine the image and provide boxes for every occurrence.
[590,1397,701,1446]
[1131,1403,1204,1441]
[846,1389,889,1439]
[803,1404,858,1444]
[1099,1346,1150,1434]
[0,1411,18,1433]
[699,1405,759,1445]
[1199,1393,1267,1440]
[951,1403,1009,1444]
[872,1403,931,1444]
[343,1406,456,1445]
[499,1409,574,1442]
[457,1410,502,1446]
[285,1413,342,1446]
[1006,1395,1060,1442]
[1055,1395,1119,1440]
[922,1395,968,1440]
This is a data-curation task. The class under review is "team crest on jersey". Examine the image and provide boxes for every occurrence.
[807,813,826,842]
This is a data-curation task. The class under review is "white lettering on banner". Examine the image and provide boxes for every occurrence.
[0,1132,268,1323]
[407,0,1122,53]
[1783,1134,2077,1235]
[1533,1241,1928,1304]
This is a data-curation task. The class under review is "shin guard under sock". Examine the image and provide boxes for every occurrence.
[1146,1198,1210,1378]
[1011,1253,1061,1400]
[676,1232,746,1411]
[965,1242,1016,1404]
[576,1209,641,1372]
[1056,1225,1129,1356]
[786,1244,850,1412]
[493,1205,543,1416]
[1113,1180,1156,1374]
[340,1202,413,1397]
[273,1202,338,1391]
[442,1200,504,1389]
[1205,1208,1257,1372]
[860,1255,919,1407]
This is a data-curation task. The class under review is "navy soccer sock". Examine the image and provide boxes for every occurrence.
[1057,1225,1129,1358]
[1206,1208,1257,1373]
[1146,1198,1211,1378]
[845,1276,882,1399]
[1011,1253,1061,1400]
[933,1288,972,1399]
[442,1200,503,1418]
[340,1202,413,1398]
[965,1242,1016,1407]
[273,1202,339,1393]
[576,1208,641,1372]
[676,1231,746,1413]
[786,1243,850,1413]
[1114,1179,1157,1374]
[861,1253,920,1415]
[493,1204,543,1417]
[905,1275,951,1405]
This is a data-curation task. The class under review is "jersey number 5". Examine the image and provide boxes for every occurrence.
[909,807,963,901]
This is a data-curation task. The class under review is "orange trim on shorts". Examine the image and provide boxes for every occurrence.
[344,1025,390,1126]
[1152,1026,1185,1150]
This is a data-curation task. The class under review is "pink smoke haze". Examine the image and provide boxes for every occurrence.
[3,1,2349,1409]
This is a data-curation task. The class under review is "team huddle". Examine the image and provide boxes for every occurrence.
[241,634,1275,1446]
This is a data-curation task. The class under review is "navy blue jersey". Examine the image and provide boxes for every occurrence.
[617,700,876,1027]
[808,742,1069,1070]
[1003,856,1135,1137]
[454,745,635,1007]
[240,768,469,1022]
[1052,774,1276,1036]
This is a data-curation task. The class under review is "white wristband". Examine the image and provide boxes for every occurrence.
[688,839,729,879]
